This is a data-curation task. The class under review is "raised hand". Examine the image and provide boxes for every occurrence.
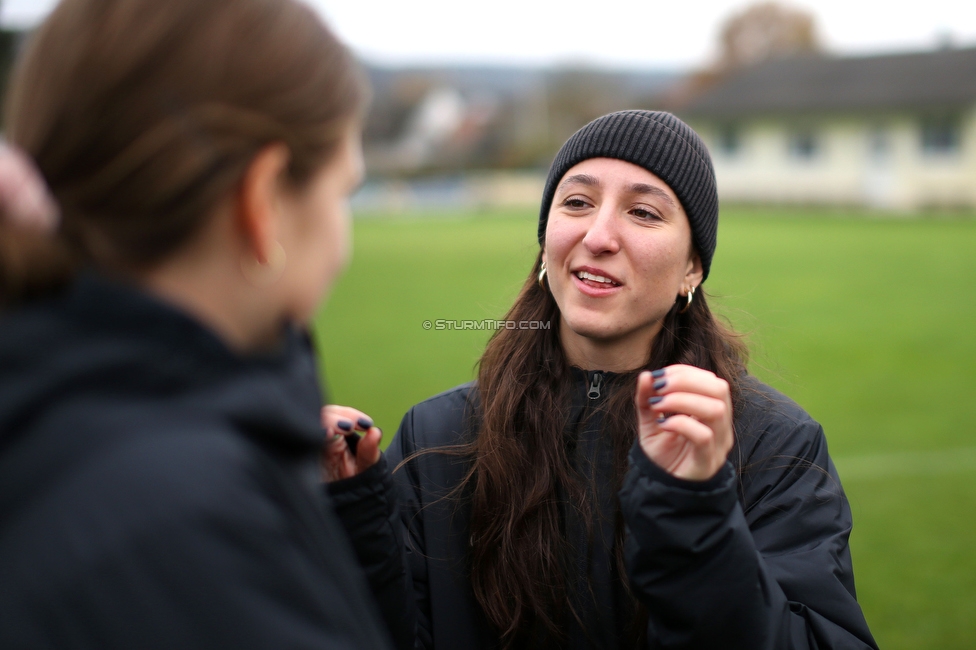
[320,405,382,482]
[634,365,734,481]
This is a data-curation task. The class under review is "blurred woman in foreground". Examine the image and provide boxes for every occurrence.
[387,111,878,649]
[0,0,409,647]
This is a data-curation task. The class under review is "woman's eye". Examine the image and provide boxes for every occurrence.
[631,207,661,221]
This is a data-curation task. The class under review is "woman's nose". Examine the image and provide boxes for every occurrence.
[582,204,620,256]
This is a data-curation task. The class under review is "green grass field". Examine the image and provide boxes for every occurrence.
[313,206,976,650]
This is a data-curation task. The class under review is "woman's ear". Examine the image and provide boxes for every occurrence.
[236,143,290,264]
[685,250,704,287]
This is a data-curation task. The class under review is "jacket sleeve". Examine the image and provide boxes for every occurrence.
[620,412,878,649]
[384,408,435,650]
[327,453,416,649]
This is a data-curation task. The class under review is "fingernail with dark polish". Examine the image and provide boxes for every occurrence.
[653,379,667,390]
[651,369,665,378]
[337,420,353,431]
[656,414,668,424]
[648,396,664,405]
[357,417,373,430]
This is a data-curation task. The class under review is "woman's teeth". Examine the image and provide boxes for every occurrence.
[576,271,618,286]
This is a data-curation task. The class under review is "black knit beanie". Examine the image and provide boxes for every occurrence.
[538,110,719,281]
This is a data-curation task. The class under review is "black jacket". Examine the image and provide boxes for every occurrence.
[0,275,408,649]
[387,370,878,649]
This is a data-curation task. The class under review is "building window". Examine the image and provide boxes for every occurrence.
[920,115,961,155]
[716,124,741,157]
[788,128,819,160]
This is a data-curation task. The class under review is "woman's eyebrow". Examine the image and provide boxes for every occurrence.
[627,183,676,207]
[558,174,599,192]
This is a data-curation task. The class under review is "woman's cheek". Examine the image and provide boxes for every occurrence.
[543,216,579,264]
[637,239,682,278]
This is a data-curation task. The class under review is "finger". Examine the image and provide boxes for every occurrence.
[321,404,376,431]
[322,404,372,421]
[648,365,730,403]
[635,371,676,440]
[649,364,722,398]
[647,392,730,427]
[654,416,732,481]
[654,414,717,450]
[355,427,382,472]
[655,413,733,473]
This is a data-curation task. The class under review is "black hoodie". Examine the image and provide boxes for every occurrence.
[0,274,403,649]
[387,370,879,649]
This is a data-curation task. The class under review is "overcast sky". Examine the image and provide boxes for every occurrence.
[3,0,975,69]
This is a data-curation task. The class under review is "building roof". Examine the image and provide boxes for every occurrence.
[681,46,976,119]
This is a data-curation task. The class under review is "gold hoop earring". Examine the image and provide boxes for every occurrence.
[537,261,547,289]
[679,285,695,314]
[241,241,286,288]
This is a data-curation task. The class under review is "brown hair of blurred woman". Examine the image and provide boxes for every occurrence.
[0,0,366,308]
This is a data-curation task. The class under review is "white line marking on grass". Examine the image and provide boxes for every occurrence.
[834,447,976,481]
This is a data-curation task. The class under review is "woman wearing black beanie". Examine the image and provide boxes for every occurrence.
[387,110,878,649]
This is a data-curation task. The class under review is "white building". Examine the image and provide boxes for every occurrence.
[680,47,976,210]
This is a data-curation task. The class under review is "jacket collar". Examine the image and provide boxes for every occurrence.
[6,272,326,452]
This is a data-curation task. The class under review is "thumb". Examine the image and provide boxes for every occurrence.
[355,427,382,473]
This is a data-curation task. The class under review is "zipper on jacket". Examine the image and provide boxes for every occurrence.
[587,372,603,400]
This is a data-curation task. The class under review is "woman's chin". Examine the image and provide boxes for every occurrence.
[560,313,662,357]
[562,318,626,346]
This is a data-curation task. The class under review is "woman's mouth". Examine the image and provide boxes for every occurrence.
[571,267,622,295]
[575,270,620,287]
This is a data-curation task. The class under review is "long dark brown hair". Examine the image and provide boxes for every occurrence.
[1,0,366,307]
[458,252,747,648]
